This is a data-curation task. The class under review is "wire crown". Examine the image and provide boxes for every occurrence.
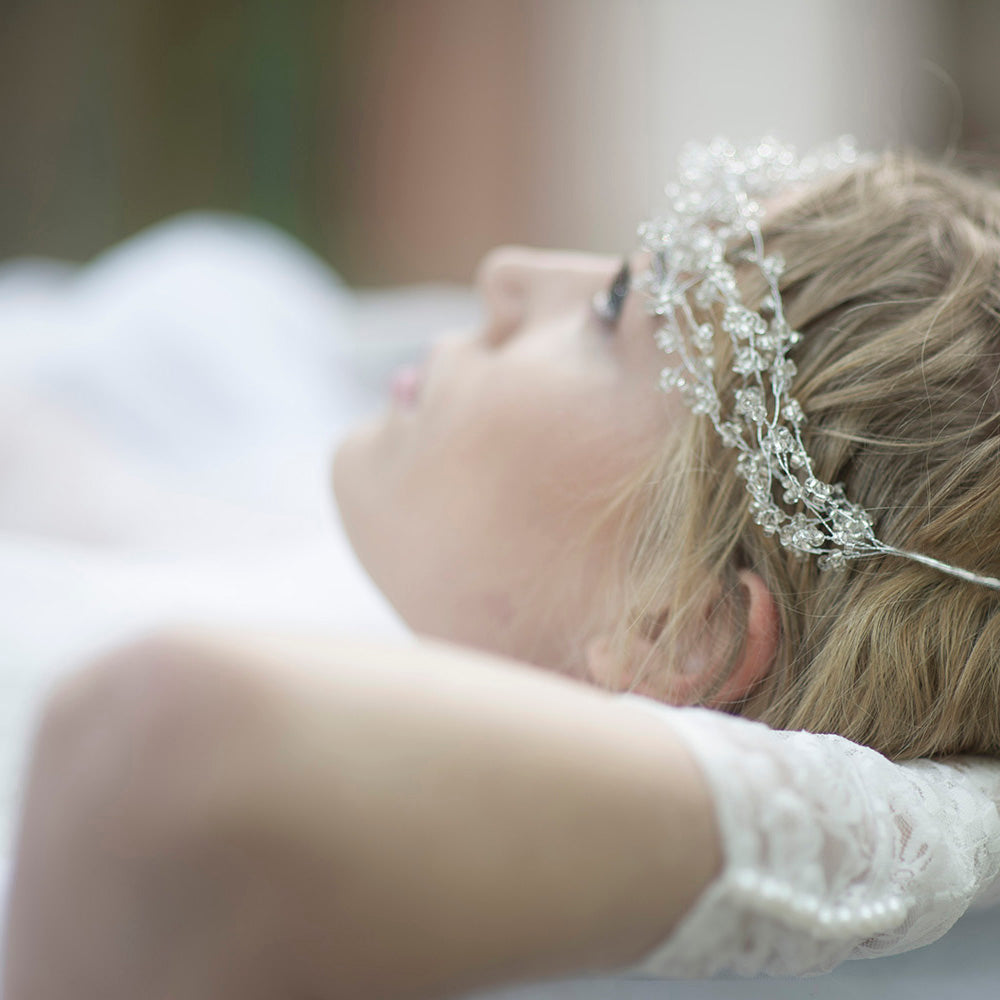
[626,136,1000,591]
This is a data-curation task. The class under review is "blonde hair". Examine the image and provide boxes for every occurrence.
[609,151,1000,761]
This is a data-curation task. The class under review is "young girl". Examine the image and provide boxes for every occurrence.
[5,139,1000,999]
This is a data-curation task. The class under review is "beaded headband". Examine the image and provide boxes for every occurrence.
[613,136,1000,591]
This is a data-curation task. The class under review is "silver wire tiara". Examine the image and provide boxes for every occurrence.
[625,136,1000,591]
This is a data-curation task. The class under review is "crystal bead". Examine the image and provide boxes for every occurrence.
[693,323,715,349]
[818,551,846,571]
[659,368,681,391]
[770,426,794,452]
[784,399,805,424]
[758,508,783,533]
[655,328,680,352]
[734,348,766,375]
[717,424,740,449]
[783,484,804,504]
[775,358,798,381]
[761,254,785,279]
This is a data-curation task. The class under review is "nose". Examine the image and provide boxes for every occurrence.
[474,245,535,347]
[474,246,620,347]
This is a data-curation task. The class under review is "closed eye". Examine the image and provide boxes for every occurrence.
[592,258,631,330]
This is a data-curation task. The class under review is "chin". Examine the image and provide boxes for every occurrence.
[331,414,381,501]
[330,422,413,618]
[330,425,372,551]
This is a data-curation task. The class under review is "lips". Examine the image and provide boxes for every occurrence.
[390,362,425,408]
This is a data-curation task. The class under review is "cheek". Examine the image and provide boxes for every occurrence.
[438,380,605,481]
[425,384,657,546]
[338,353,671,571]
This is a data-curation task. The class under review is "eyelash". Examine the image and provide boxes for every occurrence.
[593,258,631,330]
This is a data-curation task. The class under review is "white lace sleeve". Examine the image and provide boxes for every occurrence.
[616,695,1000,979]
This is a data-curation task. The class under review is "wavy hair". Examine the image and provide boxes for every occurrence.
[607,151,1000,761]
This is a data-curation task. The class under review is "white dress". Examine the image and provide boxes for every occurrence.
[2,215,1000,994]
[618,700,1000,980]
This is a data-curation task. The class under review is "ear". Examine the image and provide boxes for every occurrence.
[706,570,779,708]
[584,570,778,705]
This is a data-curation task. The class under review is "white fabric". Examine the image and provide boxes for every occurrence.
[619,698,1000,979]
[3,214,1000,992]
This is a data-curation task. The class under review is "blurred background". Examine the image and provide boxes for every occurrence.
[2,0,1000,286]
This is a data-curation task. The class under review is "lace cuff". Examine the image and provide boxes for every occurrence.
[616,696,1000,978]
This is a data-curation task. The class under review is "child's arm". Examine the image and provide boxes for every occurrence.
[2,628,720,1000]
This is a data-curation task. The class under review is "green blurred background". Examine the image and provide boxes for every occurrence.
[0,0,353,267]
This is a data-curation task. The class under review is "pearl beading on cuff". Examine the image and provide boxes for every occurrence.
[729,867,912,939]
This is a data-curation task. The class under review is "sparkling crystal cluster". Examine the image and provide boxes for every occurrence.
[637,136,886,571]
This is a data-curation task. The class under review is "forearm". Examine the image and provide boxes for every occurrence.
[217,630,721,996]
[3,629,721,999]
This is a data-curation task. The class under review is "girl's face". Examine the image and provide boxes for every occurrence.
[333,246,686,677]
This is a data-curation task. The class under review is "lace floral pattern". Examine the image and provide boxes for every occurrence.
[617,698,1000,978]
